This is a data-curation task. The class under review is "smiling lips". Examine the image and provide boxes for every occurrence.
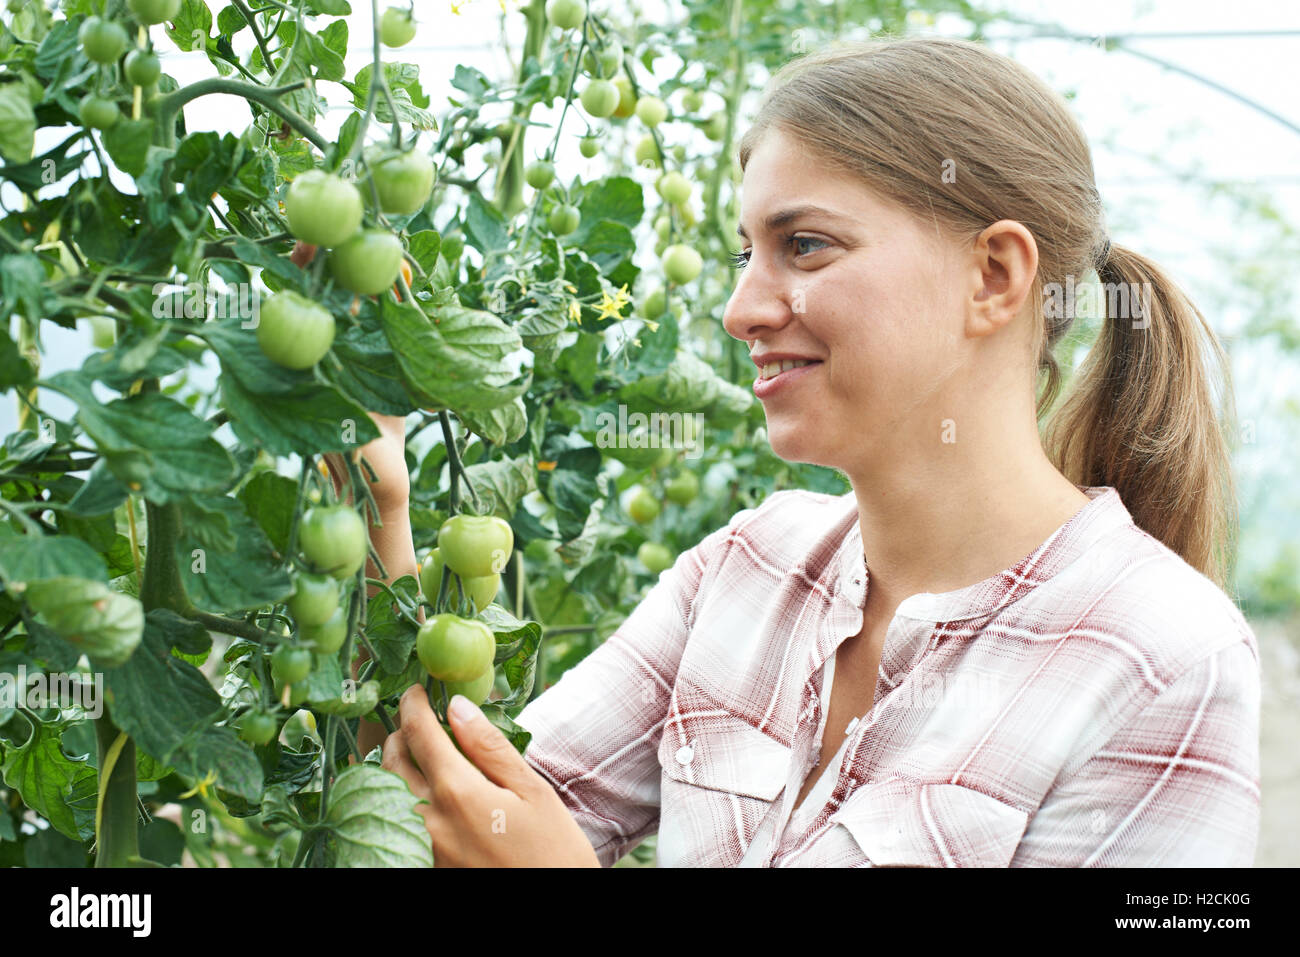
[756,358,818,380]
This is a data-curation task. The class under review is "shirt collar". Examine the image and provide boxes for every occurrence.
[836,485,1134,623]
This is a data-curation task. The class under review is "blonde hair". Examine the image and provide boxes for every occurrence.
[738,35,1240,593]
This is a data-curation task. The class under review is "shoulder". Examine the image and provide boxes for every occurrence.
[700,487,856,571]
[1067,519,1258,679]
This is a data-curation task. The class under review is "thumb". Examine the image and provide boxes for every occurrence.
[446,694,537,795]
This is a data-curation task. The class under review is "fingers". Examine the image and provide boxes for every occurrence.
[381,727,432,802]
[446,696,544,799]
[397,684,470,790]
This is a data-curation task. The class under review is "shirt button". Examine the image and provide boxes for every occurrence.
[675,743,694,765]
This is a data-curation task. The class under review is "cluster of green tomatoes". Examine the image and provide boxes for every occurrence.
[239,503,369,744]
[74,0,177,130]
[414,514,515,707]
[254,146,434,371]
[624,468,699,575]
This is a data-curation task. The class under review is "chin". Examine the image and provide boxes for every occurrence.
[765,422,833,469]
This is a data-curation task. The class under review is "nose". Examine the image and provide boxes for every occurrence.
[721,255,795,344]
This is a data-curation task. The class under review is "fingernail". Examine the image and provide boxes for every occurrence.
[449,694,480,723]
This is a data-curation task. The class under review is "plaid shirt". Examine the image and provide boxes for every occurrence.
[517,485,1261,867]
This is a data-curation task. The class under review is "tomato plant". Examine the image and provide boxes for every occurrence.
[238,710,279,746]
[0,0,852,870]
[626,486,661,524]
[637,541,674,574]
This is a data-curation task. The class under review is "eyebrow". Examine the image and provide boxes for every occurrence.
[735,205,851,239]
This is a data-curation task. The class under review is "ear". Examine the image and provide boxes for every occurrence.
[965,219,1038,340]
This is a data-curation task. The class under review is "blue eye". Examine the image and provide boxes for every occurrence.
[730,236,826,270]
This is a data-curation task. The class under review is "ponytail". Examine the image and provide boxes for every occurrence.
[1040,244,1241,596]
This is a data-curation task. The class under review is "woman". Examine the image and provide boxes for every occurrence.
[366,36,1260,867]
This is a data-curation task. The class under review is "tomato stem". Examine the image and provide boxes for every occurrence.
[93,714,140,868]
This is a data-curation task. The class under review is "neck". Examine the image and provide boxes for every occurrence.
[841,416,1091,613]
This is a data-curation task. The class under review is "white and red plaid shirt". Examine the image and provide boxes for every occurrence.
[517,485,1261,867]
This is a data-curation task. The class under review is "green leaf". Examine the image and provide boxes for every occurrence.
[573,176,644,233]
[178,495,294,613]
[165,0,214,52]
[616,350,753,426]
[0,323,33,390]
[328,320,419,417]
[237,470,299,555]
[462,453,536,520]
[219,374,381,457]
[0,82,36,164]
[322,765,433,867]
[102,119,155,177]
[463,191,507,254]
[0,712,97,841]
[457,397,527,445]
[65,461,130,518]
[0,253,48,322]
[0,535,107,586]
[380,299,529,414]
[364,575,420,674]
[103,610,225,767]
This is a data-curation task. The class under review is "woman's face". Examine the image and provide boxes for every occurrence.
[722,126,979,476]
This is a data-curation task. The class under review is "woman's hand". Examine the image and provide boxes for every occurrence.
[382,685,601,868]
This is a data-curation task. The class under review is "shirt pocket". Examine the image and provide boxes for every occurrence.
[827,777,1029,867]
[657,711,791,866]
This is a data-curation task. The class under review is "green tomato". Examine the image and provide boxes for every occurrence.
[440,666,495,705]
[626,486,660,524]
[238,711,279,746]
[276,680,309,709]
[612,76,636,118]
[329,228,405,296]
[578,135,600,158]
[124,49,161,87]
[379,6,417,47]
[23,577,143,669]
[579,79,619,119]
[656,171,691,206]
[286,572,340,628]
[284,170,364,247]
[420,548,500,612]
[671,144,687,164]
[582,44,623,78]
[662,243,702,284]
[548,203,581,236]
[681,89,704,113]
[654,215,671,242]
[255,290,335,370]
[665,470,699,505]
[271,645,314,685]
[89,316,117,349]
[703,111,726,141]
[635,95,668,127]
[637,541,675,574]
[127,0,182,25]
[299,606,347,655]
[545,0,585,31]
[299,504,369,579]
[78,94,120,130]
[525,160,555,190]
[438,514,514,578]
[634,134,660,169]
[417,614,495,683]
[439,232,465,260]
[79,17,129,64]
[367,147,434,215]
[641,285,667,319]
